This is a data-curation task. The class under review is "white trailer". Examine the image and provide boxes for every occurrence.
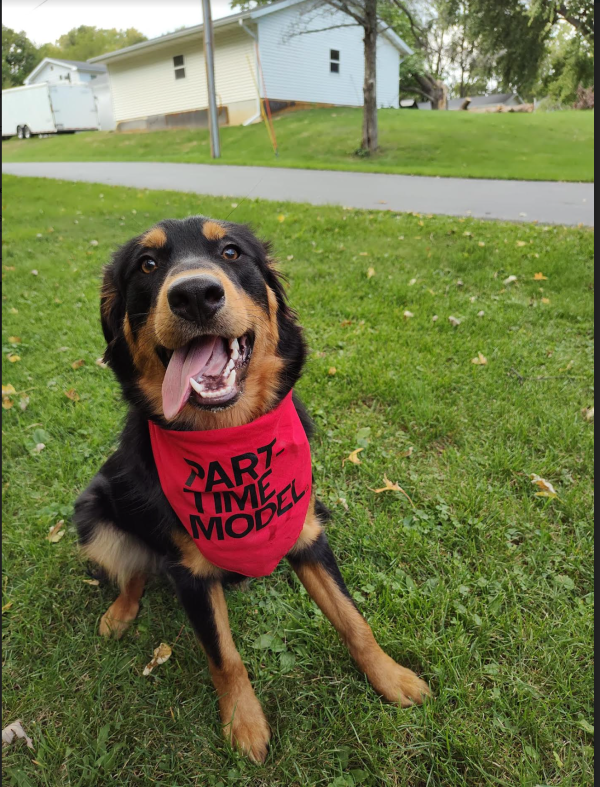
[2,82,99,139]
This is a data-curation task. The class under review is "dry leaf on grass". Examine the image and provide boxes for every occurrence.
[432,315,439,322]
[448,316,461,327]
[143,643,172,676]
[33,443,45,454]
[530,474,558,499]
[541,297,551,304]
[19,396,30,412]
[277,215,286,223]
[533,272,548,280]
[478,241,486,247]
[370,475,415,507]
[367,267,376,279]
[408,278,417,286]
[582,406,594,421]
[328,367,337,376]
[343,448,363,466]
[7,354,21,363]
[477,310,485,317]
[471,352,487,366]
[503,275,517,285]
[47,521,66,542]
[8,337,21,344]
[401,447,414,457]
[2,601,14,614]
[64,389,80,402]
[2,720,34,750]
[82,579,100,586]
[71,359,85,369]
[516,241,528,247]
[403,310,414,319]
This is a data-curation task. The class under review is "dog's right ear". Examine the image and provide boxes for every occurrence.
[100,263,125,359]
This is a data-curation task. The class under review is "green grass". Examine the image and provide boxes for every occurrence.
[1,107,595,182]
[2,175,594,787]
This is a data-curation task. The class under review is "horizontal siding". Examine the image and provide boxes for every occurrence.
[257,1,399,108]
[108,28,256,123]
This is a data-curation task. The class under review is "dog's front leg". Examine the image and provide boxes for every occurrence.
[288,521,431,707]
[169,565,271,762]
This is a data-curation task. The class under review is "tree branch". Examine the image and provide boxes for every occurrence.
[388,0,427,48]
[322,0,366,26]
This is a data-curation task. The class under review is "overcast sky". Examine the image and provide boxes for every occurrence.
[3,0,236,47]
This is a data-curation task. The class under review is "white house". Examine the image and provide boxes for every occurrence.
[24,58,107,86]
[90,0,413,131]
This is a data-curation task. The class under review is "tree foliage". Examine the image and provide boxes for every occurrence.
[2,26,40,89]
[39,26,147,63]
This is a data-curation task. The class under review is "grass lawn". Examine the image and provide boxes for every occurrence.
[1,107,594,183]
[2,175,594,786]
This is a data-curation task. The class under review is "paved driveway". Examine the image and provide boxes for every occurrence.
[2,161,594,226]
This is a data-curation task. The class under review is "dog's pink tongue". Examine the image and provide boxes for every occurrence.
[162,336,218,420]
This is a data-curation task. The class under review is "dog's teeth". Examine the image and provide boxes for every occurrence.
[230,338,240,361]
[225,359,235,373]
[226,369,236,387]
[189,377,205,394]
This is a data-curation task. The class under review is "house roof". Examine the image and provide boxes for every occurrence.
[89,0,413,64]
[24,57,106,84]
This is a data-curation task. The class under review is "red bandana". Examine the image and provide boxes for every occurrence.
[148,392,312,577]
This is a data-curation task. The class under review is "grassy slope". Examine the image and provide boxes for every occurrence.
[2,175,594,787]
[1,107,595,182]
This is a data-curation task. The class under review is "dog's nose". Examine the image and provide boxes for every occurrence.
[168,275,225,323]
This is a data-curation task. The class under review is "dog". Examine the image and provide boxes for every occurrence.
[74,216,430,762]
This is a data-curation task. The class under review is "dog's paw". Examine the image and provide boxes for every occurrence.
[222,689,271,763]
[99,601,139,639]
[368,653,431,707]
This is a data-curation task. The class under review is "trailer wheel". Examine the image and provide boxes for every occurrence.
[17,126,24,139]
[23,126,32,139]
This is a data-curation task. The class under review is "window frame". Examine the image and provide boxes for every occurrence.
[173,54,186,80]
[330,49,340,74]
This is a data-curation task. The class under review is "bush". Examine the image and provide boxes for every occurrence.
[573,84,594,109]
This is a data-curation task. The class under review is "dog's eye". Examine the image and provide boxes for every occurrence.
[141,258,158,274]
[222,245,240,261]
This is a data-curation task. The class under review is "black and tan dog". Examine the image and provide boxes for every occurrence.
[74,216,430,762]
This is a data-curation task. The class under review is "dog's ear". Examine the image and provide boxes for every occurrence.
[100,263,124,350]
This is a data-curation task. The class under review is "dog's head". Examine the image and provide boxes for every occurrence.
[101,216,306,429]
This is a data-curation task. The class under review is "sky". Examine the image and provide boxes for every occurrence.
[2,0,236,47]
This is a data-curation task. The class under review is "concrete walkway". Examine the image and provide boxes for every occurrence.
[2,161,594,226]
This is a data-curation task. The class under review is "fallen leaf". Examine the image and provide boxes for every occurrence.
[533,272,548,280]
[2,384,16,395]
[456,279,464,287]
[2,720,34,750]
[64,389,80,401]
[8,336,21,344]
[340,319,353,327]
[448,316,461,327]
[582,406,594,421]
[286,255,294,261]
[47,520,66,542]
[82,579,100,586]
[71,359,85,369]
[477,310,485,317]
[95,357,108,368]
[541,297,550,304]
[143,642,173,675]
[463,231,472,237]
[336,497,349,511]
[516,241,528,247]
[402,447,414,457]
[530,474,558,499]
[403,310,414,319]
[370,475,415,507]
[359,252,369,257]
[367,267,376,279]
[478,241,486,247]
[277,215,286,223]
[19,396,30,411]
[9,307,18,314]
[328,367,337,376]
[31,269,38,276]
[2,601,13,613]
[471,352,487,366]
[89,240,99,247]
[7,354,21,363]
[432,315,439,322]
[503,275,517,285]
[343,448,363,466]
[408,278,417,286]
[2,397,14,410]
[33,443,45,454]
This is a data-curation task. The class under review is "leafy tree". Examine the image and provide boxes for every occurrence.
[2,25,40,88]
[535,23,594,104]
[39,26,147,62]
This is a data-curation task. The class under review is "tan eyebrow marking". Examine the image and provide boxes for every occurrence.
[139,227,167,248]
[202,221,226,241]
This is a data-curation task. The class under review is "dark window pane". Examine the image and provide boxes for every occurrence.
[330,62,339,73]
[330,49,340,61]
[173,55,184,67]
[175,68,186,79]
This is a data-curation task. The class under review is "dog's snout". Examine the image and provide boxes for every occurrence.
[167,275,225,324]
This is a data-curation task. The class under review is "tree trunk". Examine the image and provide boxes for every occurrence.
[414,73,448,109]
[362,0,378,152]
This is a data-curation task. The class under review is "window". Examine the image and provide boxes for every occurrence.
[90,74,97,80]
[330,49,340,73]
[173,54,185,80]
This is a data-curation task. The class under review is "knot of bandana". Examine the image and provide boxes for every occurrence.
[148,392,312,577]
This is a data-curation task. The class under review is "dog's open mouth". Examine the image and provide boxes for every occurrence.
[162,333,253,418]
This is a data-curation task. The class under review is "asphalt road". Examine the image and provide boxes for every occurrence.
[2,161,594,226]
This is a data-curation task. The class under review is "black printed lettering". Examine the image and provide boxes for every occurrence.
[225,513,254,539]
[291,478,306,505]
[223,484,258,513]
[277,483,293,516]
[190,515,224,541]
[184,459,205,488]
[258,469,276,506]
[231,452,259,486]
[257,438,277,469]
[205,461,234,492]
[255,503,276,531]
[183,488,204,513]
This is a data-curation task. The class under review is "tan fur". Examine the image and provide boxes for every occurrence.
[207,583,271,762]
[202,221,227,241]
[140,227,167,249]
[293,563,431,706]
[99,574,146,639]
[80,522,158,589]
[100,275,118,324]
[289,494,322,553]
[172,530,224,579]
